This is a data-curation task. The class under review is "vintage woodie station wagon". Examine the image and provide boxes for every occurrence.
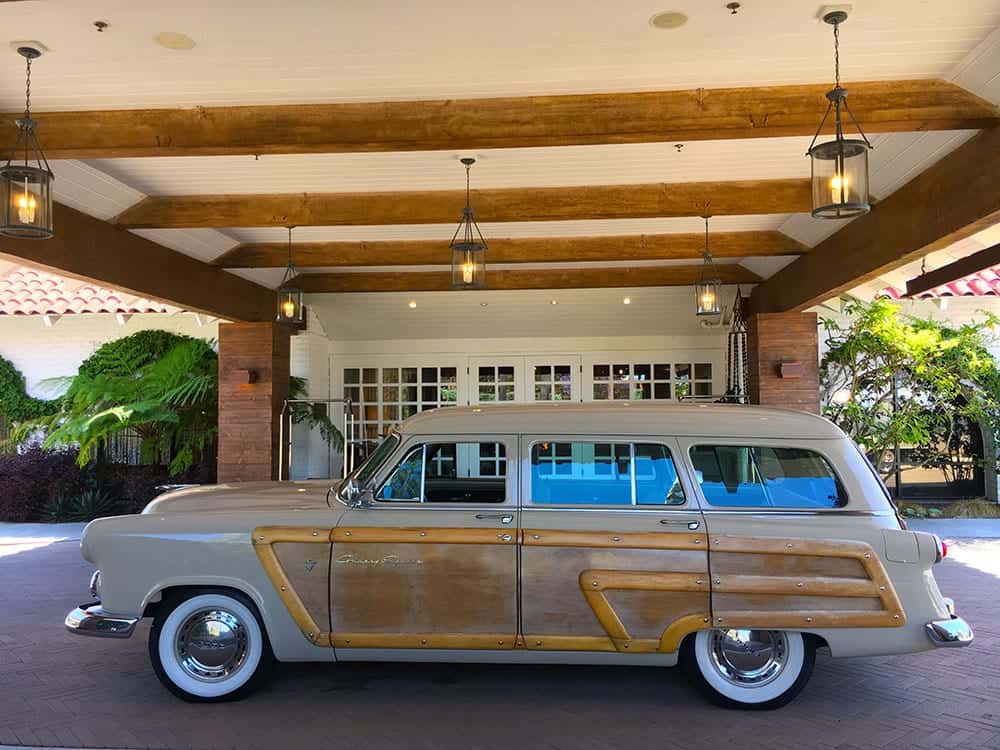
[65,403,972,708]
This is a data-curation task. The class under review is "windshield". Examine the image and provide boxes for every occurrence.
[346,432,400,488]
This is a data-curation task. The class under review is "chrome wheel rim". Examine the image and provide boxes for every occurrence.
[708,629,788,688]
[174,608,249,682]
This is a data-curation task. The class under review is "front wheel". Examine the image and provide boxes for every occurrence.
[681,629,815,710]
[149,590,275,702]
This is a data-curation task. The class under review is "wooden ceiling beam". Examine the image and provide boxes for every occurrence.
[18,80,997,159]
[905,243,1000,297]
[216,231,806,268]
[751,126,1000,313]
[0,202,276,322]
[296,264,760,293]
[116,179,811,229]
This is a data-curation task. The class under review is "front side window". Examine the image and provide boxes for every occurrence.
[690,445,846,508]
[530,442,685,506]
[378,442,507,503]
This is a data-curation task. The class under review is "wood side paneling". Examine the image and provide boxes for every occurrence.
[114,180,811,228]
[217,323,291,483]
[216,232,807,268]
[19,79,997,159]
[747,311,820,413]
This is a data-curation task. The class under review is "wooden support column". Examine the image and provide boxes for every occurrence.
[218,323,291,483]
[746,312,820,414]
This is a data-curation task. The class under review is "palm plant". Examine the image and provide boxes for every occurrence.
[14,338,219,475]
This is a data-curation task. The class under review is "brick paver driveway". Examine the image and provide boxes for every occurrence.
[1,537,998,750]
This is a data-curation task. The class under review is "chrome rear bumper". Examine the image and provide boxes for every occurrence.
[65,602,138,638]
[926,598,973,648]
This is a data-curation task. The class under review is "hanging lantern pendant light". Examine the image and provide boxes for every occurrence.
[450,157,487,290]
[276,226,305,324]
[695,216,722,316]
[807,10,873,220]
[1,46,54,239]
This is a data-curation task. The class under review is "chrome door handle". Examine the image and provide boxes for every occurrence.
[476,513,514,525]
[660,519,700,530]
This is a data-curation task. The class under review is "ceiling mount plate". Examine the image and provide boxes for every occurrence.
[10,41,48,56]
[817,5,852,23]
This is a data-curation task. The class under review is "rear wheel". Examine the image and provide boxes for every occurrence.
[682,629,815,709]
[149,590,274,702]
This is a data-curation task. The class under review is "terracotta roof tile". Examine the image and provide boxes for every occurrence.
[0,267,171,316]
[878,264,1000,300]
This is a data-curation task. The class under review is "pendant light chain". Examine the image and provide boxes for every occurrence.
[832,17,841,89]
[23,54,32,120]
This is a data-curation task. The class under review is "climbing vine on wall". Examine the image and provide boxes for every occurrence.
[0,355,56,423]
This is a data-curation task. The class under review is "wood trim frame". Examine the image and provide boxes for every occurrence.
[251,526,333,646]
[521,529,705,550]
[332,527,516,545]
[709,535,906,629]
[332,633,514,649]
[579,569,711,653]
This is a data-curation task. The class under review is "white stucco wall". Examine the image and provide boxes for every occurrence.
[0,313,221,398]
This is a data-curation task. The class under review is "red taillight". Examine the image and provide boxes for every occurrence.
[933,535,947,563]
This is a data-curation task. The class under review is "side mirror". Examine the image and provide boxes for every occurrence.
[353,487,375,508]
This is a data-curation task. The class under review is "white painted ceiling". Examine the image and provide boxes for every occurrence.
[1,0,998,108]
[0,0,997,328]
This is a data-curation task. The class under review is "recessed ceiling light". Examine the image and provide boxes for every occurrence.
[649,11,688,29]
[623,297,632,305]
[480,302,488,307]
[550,299,558,305]
[408,300,417,309]
[155,31,196,50]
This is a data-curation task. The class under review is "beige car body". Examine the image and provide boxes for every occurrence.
[74,403,966,667]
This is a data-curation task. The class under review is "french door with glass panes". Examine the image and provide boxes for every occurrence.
[588,360,715,402]
[469,357,582,405]
[469,359,521,404]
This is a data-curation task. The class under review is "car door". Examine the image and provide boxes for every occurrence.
[331,435,519,652]
[682,438,908,632]
[519,435,710,654]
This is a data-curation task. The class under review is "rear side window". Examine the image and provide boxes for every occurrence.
[530,442,685,506]
[690,445,846,508]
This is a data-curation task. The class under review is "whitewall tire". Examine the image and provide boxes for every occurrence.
[682,629,815,709]
[149,590,274,702]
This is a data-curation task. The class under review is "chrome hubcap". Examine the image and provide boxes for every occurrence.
[708,629,788,688]
[174,608,249,682]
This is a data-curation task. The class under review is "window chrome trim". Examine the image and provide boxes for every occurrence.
[522,506,701,515]
[698,508,896,517]
[524,437,690,510]
[687,442,850,510]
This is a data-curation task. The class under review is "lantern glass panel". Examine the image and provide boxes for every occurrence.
[451,244,486,289]
[695,279,721,316]
[809,138,870,219]
[0,164,53,239]
[276,285,304,324]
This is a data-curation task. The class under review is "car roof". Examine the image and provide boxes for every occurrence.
[394,402,844,440]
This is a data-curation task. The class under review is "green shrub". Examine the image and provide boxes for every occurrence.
[43,489,120,522]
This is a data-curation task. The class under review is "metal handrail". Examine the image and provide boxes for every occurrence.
[278,398,355,481]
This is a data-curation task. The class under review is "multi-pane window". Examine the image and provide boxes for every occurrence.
[343,366,457,447]
[690,445,847,508]
[534,364,573,401]
[477,365,516,402]
[591,362,711,401]
[378,442,507,503]
[530,442,685,506]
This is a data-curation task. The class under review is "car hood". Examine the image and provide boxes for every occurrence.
[143,479,341,515]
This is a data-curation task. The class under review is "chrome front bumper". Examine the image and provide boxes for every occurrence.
[926,598,974,648]
[65,601,138,639]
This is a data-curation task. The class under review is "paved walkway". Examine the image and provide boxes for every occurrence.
[0,536,998,749]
